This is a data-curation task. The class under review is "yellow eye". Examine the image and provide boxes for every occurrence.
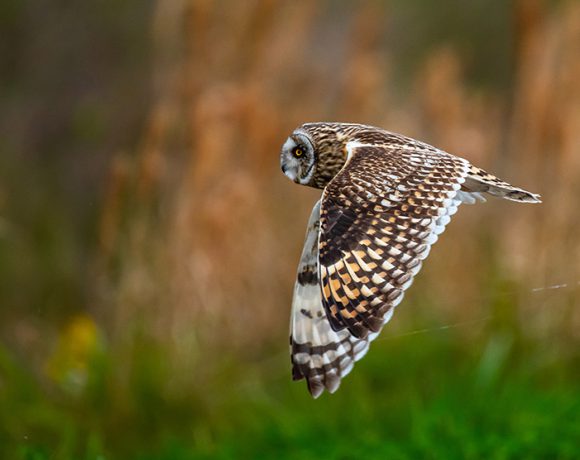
[292,146,304,158]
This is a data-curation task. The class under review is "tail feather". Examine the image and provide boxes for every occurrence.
[464,166,541,204]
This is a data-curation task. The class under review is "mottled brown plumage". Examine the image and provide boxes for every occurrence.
[281,122,540,398]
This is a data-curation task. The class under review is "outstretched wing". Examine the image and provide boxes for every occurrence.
[318,141,470,339]
[290,200,379,398]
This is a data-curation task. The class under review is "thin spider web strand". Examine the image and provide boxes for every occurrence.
[530,281,580,292]
[376,315,493,341]
[254,280,580,387]
[375,280,580,341]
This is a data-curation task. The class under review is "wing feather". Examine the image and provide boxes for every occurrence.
[318,142,470,339]
[289,200,379,398]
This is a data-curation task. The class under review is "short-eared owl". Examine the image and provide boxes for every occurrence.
[280,122,540,398]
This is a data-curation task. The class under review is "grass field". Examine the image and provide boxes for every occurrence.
[3,303,580,459]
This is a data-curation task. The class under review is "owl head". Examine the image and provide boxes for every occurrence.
[280,123,355,189]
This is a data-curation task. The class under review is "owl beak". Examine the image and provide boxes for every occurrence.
[281,163,294,181]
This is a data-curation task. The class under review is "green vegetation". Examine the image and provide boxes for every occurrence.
[2,309,579,459]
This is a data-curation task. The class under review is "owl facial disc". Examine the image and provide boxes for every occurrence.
[280,131,316,185]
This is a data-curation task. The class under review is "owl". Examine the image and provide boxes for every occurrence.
[280,122,541,398]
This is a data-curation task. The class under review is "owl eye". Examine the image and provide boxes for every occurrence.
[292,146,305,158]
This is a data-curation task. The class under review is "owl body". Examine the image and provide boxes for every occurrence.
[281,122,540,398]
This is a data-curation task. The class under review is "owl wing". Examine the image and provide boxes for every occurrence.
[290,200,380,398]
[318,142,470,339]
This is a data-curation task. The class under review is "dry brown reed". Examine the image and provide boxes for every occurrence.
[97,0,580,367]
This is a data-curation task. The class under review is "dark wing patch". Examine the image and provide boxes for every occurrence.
[319,144,469,339]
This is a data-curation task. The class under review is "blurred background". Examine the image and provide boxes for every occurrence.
[1,0,579,458]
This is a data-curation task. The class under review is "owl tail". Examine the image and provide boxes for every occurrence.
[463,166,541,203]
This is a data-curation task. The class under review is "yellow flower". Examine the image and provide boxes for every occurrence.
[46,314,102,393]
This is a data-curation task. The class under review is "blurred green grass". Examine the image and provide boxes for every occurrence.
[2,294,579,460]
